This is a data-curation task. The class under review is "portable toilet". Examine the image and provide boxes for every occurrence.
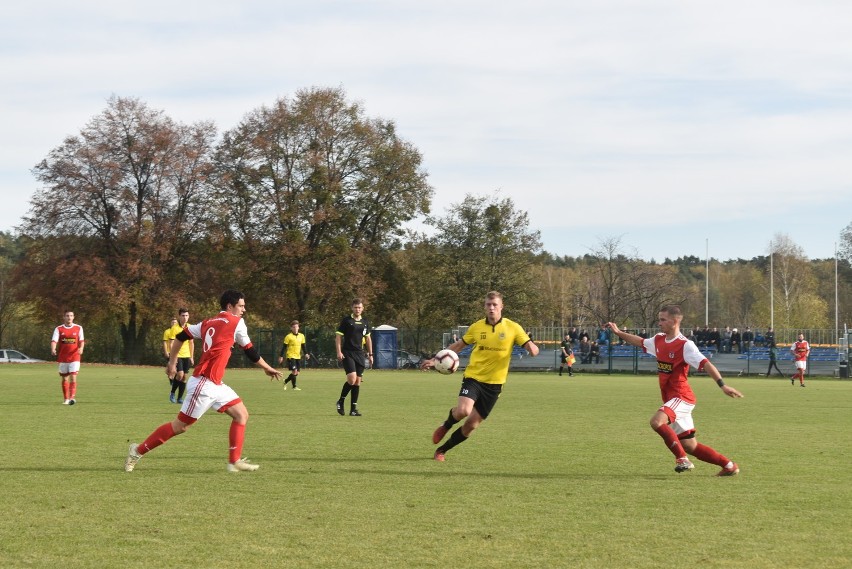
[372,325,398,369]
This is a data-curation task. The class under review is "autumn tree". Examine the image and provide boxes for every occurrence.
[425,194,542,325]
[768,234,829,330]
[17,96,217,363]
[213,86,432,326]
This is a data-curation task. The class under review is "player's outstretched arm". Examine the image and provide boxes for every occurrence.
[703,361,744,398]
[257,358,283,381]
[606,322,644,348]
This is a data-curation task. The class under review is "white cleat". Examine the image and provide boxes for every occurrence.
[227,458,260,472]
[125,443,142,472]
[62,399,71,405]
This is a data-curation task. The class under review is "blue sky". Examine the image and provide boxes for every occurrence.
[2,1,851,261]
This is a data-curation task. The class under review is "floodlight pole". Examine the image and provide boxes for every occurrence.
[770,251,774,330]
[705,238,709,327]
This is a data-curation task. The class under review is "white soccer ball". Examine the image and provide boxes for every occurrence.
[433,349,460,375]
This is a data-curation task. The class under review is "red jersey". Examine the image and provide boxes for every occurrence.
[52,324,85,363]
[184,312,252,385]
[791,340,810,362]
[642,333,708,405]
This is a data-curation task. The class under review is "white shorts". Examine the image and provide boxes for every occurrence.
[179,375,241,421]
[660,398,695,436]
[794,361,807,370]
[58,361,81,375]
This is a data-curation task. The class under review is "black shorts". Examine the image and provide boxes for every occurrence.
[176,357,192,374]
[458,377,502,419]
[342,351,366,376]
[560,354,568,364]
[286,358,302,372]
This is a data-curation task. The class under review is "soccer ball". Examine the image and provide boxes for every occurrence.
[433,349,460,375]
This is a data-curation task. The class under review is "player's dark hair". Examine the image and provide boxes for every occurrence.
[291,320,300,326]
[220,290,244,310]
[660,305,682,317]
[178,307,189,315]
[351,298,363,306]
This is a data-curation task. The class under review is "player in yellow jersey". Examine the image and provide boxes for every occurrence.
[163,308,194,403]
[422,291,539,461]
[278,320,309,390]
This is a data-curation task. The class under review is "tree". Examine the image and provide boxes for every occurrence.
[214,86,432,326]
[0,232,26,347]
[768,234,828,329]
[424,194,542,325]
[580,236,637,325]
[17,96,217,363]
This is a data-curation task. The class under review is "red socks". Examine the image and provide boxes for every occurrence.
[138,422,177,455]
[69,381,77,399]
[229,422,246,464]
[61,379,70,400]
[689,443,729,467]
[653,424,686,459]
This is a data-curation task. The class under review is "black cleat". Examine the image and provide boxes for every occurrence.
[336,399,345,415]
[349,409,362,416]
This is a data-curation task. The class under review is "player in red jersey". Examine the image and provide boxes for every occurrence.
[125,290,282,472]
[790,333,810,387]
[607,305,744,476]
[50,310,85,405]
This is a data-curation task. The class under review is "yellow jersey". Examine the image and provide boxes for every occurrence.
[164,323,193,358]
[462,317,530,384]
[282,332,306,360]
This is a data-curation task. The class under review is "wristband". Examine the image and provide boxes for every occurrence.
[716,379,725,387]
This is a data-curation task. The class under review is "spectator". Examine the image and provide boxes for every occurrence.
[730,328,741,354]
[721,327,733,353]
[695,327,708,347]
[754,329,765,347]
[597,327,609,346]
[765,327,776,348]
[579,329,590,344]
[638,328,649,339]
[579,337,591,363]
[707,327,721,352]
[742,327,754,353]
[589,340,601,364]
[568,327,579,347]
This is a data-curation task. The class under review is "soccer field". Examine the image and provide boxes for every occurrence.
[1,364,850,568]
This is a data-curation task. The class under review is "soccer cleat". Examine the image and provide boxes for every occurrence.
[68,399,76,405]
[432,425,449,445]
[227,458,260,472]
[349,409,362,416]
[791,376,795,385]
[717,463,740,476]
[336,399,345,415]
[293,387,301,391]
[434,450,446,462]
[124,443,142,472]
[282,385,287,390]
[801,383,806,387]
[674,457,695,473]
[177,398,184,404]
[62,399,70,405]
[169,393,176,403]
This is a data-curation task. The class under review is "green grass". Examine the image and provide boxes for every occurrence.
[1,364,850,568]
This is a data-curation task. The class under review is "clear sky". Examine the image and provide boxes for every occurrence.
[3,1,851,262]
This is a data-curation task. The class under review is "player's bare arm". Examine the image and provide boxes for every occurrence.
[421,340,466,370]
[606,322,644,347]
[524,340,539,357]
[703,361,744,398]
